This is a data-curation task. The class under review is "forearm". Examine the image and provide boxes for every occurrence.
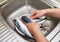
[33,30,49,42]
[44,8,60,18]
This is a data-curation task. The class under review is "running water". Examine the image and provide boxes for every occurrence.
[25,0,30,14]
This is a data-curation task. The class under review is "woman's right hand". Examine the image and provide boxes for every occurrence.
[26,23,49,42]
[26,23,40,34]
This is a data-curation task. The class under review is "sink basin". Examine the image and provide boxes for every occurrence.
[0,0,59,41]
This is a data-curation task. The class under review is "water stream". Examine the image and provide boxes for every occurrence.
[25,0,30,14]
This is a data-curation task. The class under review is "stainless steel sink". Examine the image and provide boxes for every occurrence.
[0,0,60,41]
[1,0,52,18]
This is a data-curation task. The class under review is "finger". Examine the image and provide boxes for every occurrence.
[26,23,31,26]
[31,15,38,19]
[30,11,37,17]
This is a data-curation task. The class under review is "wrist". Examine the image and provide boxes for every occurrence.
[42,9,53,16]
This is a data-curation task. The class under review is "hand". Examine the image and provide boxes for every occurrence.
[26,23,49,42]
[30,9,48,19]
[26,23,40,34]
